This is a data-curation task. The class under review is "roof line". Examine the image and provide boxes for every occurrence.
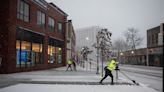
[49,3,68,16]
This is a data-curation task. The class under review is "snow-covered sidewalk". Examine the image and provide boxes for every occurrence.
[0,66,161,92]
[0,83,158,92]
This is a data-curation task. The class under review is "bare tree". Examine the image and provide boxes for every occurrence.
[112,38,130,52]
[124,28,143,50]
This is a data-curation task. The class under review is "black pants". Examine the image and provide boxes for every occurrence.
[100,68,113,84]
[73,63,76,71]
[66,64,72,71]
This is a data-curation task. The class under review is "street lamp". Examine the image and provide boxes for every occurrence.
[85,37,89,70]
[131,51,134,54]
[131,50,134,64]
[86,37,89,41]
[120,52,123,56]
[120,52,123,64]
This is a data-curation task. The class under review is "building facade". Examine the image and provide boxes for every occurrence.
[0,0,68,73]
[66,20,76,61]
[75,26,103,62]
[147,23,163,67]
[120,48,147,65]
[121,23,163,67]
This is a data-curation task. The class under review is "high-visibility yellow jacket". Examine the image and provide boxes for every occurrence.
[67,59,72,65]
[107,60,116,71]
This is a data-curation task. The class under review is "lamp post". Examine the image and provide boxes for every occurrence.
[85,37,89,70]
[96,36,100,74]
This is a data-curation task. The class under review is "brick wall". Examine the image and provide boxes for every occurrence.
[0,0,67,73]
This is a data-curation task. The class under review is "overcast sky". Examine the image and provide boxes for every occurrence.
[46,0,164,48]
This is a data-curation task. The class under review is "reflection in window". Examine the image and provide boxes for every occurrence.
[48,17,55,31]
[16,40,43,67]
[56,47,62,64]
[16,40,21,67]
[58,22,63,33]
[16,41,31,67]
[32,43,42,66]
[48,46,62,64]
[48,45,55,64]
[16,29,44,68]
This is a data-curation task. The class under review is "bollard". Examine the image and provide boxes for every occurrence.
[115,62,119,81]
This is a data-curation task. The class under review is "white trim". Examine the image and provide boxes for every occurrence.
[49,36,64,42]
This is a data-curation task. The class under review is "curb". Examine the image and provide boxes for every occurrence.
[19,80,137,85]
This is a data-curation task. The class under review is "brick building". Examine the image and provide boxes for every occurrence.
[0,0,68,73]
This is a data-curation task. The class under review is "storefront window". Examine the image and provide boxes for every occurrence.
[32,43,43,65]
[48,45,55,64]
[16,28,44,68]
[21,41,31,67]
[56,47,62,64]
[48,38,63,64]
[16,40,21,67]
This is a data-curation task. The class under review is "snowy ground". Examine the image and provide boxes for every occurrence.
[0,65,162,92]
[0,83,159,92]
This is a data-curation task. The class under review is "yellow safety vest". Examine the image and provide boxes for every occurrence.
[107,60,116,71]
[67,60,72,65]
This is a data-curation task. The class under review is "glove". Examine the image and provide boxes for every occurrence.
[115,68,120,71]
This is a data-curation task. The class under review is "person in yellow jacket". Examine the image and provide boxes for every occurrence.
[66,59,73,71]
[99,58,116,85]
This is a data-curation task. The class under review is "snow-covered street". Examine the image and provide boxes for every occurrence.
[119,65,163,92]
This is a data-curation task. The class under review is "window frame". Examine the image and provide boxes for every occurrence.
[58,22,63,34]
[37,10,46,28]
[48,17,55,32]
[17,0,30,22]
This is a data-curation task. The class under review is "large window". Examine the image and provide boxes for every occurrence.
[48,38,63,64]
[37,11,45,28]
[48,46,62,64]
[58,22,63,33]
[56,47,62,64]
[48,45,56,64]
[48,17,55,31]
[16,28,44,68]
[17,0,30,22]
[32,43,43,65]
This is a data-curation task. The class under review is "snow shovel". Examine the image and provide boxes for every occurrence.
[119,70,139,85]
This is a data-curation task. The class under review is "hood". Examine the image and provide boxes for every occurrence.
[111,60,116,64]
